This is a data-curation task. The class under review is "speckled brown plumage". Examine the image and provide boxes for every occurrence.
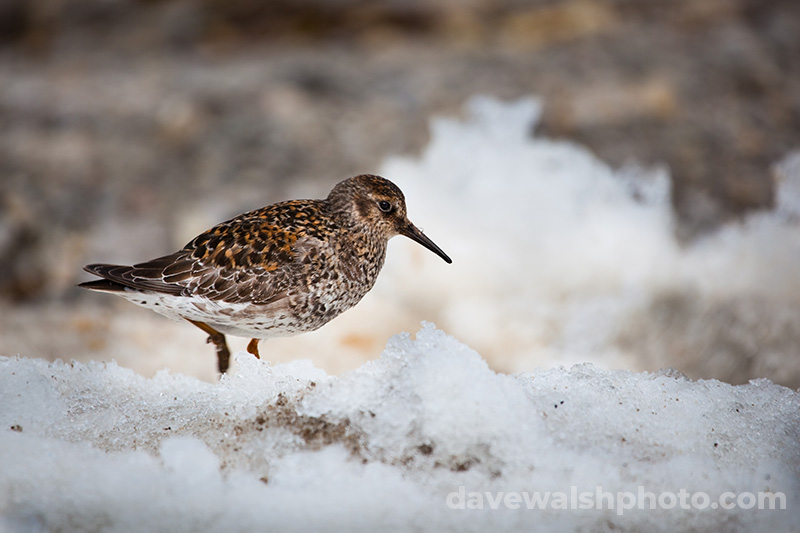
[80,174,451,373]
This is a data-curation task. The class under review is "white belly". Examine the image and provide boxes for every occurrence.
[117,290,308,339]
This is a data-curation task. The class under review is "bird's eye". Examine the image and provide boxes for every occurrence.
[378,200,392,213]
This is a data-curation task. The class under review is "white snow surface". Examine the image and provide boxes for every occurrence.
[1,324,798,532]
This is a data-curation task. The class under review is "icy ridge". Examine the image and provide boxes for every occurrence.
[1,324,798,532]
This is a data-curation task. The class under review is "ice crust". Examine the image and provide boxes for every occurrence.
[1,324,798,532]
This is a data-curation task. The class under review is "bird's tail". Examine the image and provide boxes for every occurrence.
[78,264,130,292]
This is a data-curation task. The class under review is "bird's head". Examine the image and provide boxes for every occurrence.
[328,174,452,264]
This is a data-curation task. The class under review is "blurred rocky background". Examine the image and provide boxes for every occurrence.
[1,0,799,383]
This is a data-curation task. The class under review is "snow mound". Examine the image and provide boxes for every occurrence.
[2,324,798,532]
[377,96,800,385]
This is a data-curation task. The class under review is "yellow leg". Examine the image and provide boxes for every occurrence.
[186,319,231,374]
[247,338,261,359]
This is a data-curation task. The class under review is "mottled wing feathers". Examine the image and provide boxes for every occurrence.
[81,200,333,305]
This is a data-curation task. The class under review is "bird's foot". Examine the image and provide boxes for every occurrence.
[206,333,231,374]
[185,319,231,374]
[247,338,261,359]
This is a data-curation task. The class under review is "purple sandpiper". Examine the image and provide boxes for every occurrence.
[80,174,451,373]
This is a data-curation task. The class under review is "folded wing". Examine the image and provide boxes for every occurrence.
[80,214,326,306]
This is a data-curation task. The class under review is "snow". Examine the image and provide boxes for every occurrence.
[375,96,800,383]
[3,96,800,531]
[1,325,798,532]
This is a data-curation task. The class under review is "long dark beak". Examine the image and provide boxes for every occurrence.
[401,223,452,264]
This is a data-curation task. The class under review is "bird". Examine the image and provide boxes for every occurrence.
[79,174,452,374]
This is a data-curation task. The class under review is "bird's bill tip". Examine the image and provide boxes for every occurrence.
[401,223,452,264]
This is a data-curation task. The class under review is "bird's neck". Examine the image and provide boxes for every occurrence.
[335,229,387,287]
